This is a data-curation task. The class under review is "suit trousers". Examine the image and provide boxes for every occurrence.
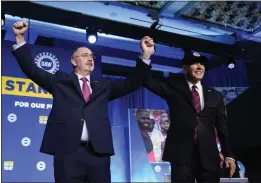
[53,142,111,183]
[171,145,220,182]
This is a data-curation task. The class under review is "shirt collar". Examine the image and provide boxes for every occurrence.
[75,73,90,82]
[187,80,202,91]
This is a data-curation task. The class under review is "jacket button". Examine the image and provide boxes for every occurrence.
[81,119,84,122]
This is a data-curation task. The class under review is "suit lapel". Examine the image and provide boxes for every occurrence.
[182,83,198,113]
[87,75,103,104]
[70,72,84,100]
[171,76,197,113]
[89,80,99,102]
[179,81,193,105]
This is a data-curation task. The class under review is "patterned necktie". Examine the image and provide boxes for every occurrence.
[191,85,201,142]
[192,85,201,113]
[81,77,91,102]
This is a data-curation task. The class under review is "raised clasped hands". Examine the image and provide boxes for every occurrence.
[140,36,155,59]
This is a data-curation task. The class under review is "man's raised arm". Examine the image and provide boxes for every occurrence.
[108,36,155,101]
[139,36,172,100]
[12,20,56,93]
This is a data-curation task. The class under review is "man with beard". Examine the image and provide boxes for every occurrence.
[160,119,170,140]
[136,109,156,162]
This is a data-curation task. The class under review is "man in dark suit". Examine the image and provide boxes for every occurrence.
[139,36,236,182]
[12,20,151,183]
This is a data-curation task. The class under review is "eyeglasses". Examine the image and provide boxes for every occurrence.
[73,53,96,60]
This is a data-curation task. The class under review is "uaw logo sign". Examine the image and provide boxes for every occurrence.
[34,52,59,74]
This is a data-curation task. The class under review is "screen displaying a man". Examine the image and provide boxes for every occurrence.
[135,109,156,162]
[160,119,170,140]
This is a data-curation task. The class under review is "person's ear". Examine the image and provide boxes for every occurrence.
[71,59,77,67]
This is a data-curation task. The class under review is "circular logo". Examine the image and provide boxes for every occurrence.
[154,165,161,172]
[36,161,46,171]
[34,52,59,74]
[193,52,200,57]
[21,137,31,147]
[7,113,17,123]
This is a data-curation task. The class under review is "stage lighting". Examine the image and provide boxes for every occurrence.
[88,35,97,44]
[228,63,235,69]
[86,28,98,44]
[227,55,235,69]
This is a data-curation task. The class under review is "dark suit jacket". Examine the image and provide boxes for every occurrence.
[13,44,151,156]
[143,73,234,171]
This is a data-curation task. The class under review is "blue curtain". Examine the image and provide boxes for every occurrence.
[203,60,248,87]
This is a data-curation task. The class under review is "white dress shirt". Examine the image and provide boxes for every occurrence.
[75,73,92,141]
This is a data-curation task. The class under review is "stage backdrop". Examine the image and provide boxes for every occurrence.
[129,87,248,182]
[2,39,249,182]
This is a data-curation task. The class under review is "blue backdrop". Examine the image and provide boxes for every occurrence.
[2,39,249,182]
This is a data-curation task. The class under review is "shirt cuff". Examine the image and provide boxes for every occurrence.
[13,42,26,50]
[139,56,151,65]
[225,157,236,161]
